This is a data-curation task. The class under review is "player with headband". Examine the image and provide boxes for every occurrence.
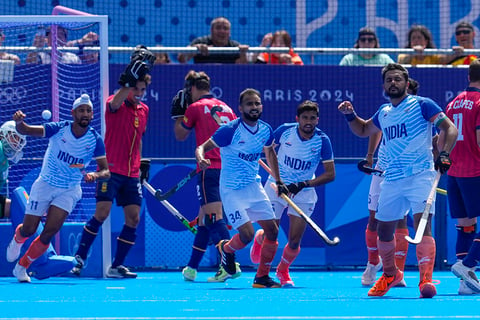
[338,63,457,298]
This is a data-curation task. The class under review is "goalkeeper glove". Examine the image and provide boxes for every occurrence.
[434,151,451,174]
[118,60,149,88]
[139,158,151,184]
[286,181,308,195]
[170,89,190,119]
[131,44,156,69]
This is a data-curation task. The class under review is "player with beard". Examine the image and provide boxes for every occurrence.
[6,94,110,282]
[338,63,458,298]
[195,88,289,288]
[249,100,335,287]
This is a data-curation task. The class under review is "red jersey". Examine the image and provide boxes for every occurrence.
[104,95,149,177]
[182,95,237,169]
[445,87,480,177]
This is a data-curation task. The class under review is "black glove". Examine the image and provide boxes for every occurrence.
[170,89,189,119]
[276,181,289,197]
[435,151,451,174]
[118,60,149,88]
[131,45,156,69]
[139,158,151,184]
[286,181,308,195]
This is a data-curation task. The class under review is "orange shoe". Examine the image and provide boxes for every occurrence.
[368,269,403,297]
[419,280,437,298]
[249,229,263,264]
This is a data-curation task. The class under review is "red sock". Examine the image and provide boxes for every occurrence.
[14,224,28,244]
[223,233,247,253]
[416,236,436,283]
[18,236,49,269]
[255,229,264,246]
[366,228,379,265]
[256,238,278,277]
[277,244,300,272]
[378,239,397,276]
[395,228,409,271]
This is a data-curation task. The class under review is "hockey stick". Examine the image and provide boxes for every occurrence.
[258,159,340,246]
[154,168,199,201]
[357,160,447,195]
[405,171,442,244]
[142,180,197,234]
[210,105,223,125]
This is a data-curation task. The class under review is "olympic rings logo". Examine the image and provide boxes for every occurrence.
[0,86,27,105]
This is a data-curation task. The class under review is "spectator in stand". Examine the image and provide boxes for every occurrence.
[177,17,248,64]
[255,30,303,65]
[0,30,20,65]
[339,27,394,66]
[444,21,477,66]
[67,31,100,64]
[153,45,171,64]
[398,25,444,65]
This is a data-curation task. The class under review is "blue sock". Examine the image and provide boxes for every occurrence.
[207,219,230,245]
[456,225,476,260]
[76,216,103,260]
[187,226,209,269]
[462,232,480,268]
[112,225,136,268]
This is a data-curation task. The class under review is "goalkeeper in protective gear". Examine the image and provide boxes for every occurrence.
[0,120,26,219]
[73,45,153,279]
[251,100,335,287]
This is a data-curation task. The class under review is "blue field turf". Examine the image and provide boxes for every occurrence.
[1,270,479,320]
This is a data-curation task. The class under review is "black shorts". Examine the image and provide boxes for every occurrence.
[197,168,221,206]
[447,175,480,219]
[96,172,142,207]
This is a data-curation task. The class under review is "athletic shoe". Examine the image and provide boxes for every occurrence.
[13,263,31,283]
[207,263,242,282]
[361,260,383,286]
[419,280,437,298]
[6,238,23,262]
[217,240,236,275]
[71,255,84,276]
[276,269,294,287]
[451,260,480,293]
[182,266,197,281]
[106,265,137,278]
[367,269,403,296]
[250,229,264,264]
[252,275,281,288]
[459,280,477,295]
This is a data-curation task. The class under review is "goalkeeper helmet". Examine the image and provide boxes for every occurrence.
[0,120,26,163]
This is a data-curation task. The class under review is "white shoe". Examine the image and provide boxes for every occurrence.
[6,238,23,262]
[459,280,477,295]
[13,263,31,283]
[182,266,197,281]
[451,261,480,293]
[361,261,383,286]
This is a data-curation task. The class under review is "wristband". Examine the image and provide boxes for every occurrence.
[344,112,357,122]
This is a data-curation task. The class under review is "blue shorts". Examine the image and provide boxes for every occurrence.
[197,169,221,205]
[96,172,142,207]
[447,175,480,219]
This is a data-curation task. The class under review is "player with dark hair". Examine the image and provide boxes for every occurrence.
[196,88,288,288]
[72,46,156,278]
[447,59,480,294]
[171,70,239,282]
[338,63,458,298]
[361,77,421,287]
[6,94,110,282]
[250,100,335,287]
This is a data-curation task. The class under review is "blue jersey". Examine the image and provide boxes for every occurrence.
[372,95,442,181]
[212,118,274,190]
[40,121,106,188]
[273,123,333,183]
